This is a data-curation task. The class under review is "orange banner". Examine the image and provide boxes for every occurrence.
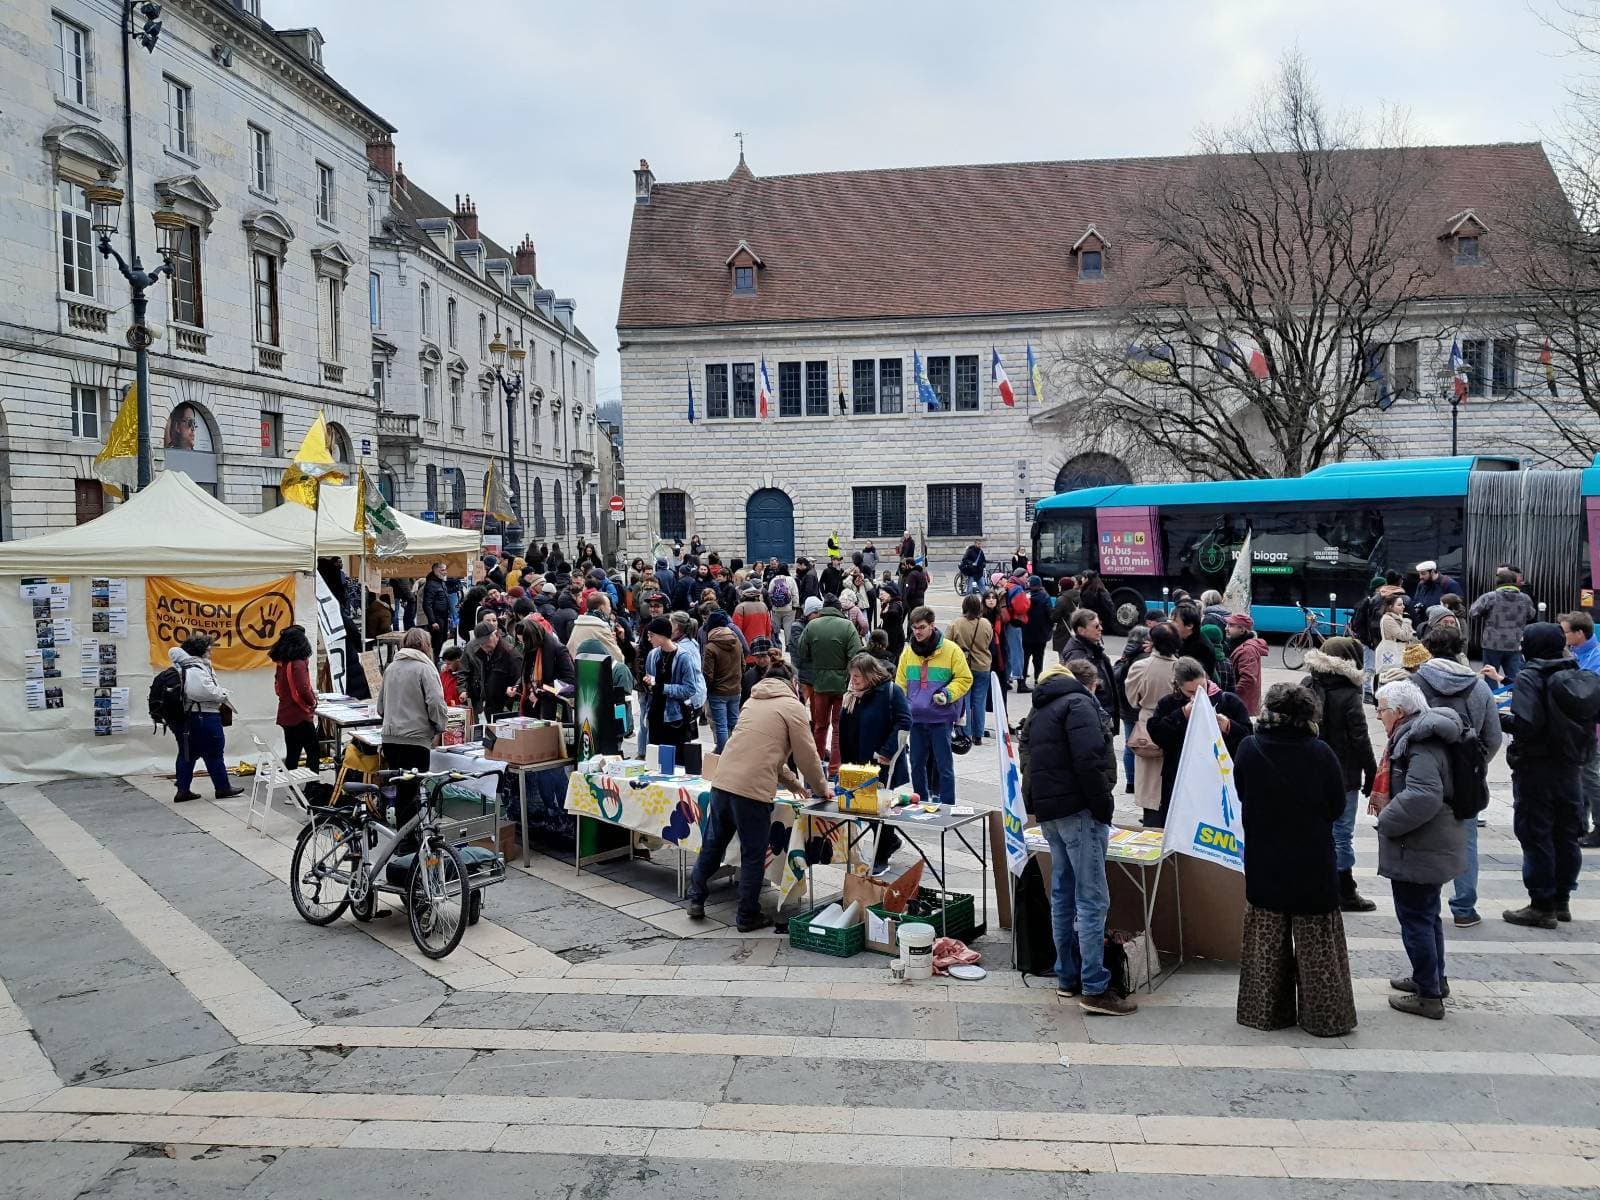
[145,576,297,671]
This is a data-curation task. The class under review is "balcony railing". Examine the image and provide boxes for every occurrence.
[173,326,208,355]
[257,346,284,371]
[321,362,345,384]
[67,301,109,333]
[378,411,421,442]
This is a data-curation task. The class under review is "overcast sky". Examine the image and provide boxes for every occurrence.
[270,0,1583,411]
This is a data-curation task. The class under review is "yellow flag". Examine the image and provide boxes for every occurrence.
[94,384,139,499]
[484,460,515,522]
[280,412,346,508]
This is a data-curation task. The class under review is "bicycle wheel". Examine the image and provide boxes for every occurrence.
[407,837,468,959]
[1281,633,1309,672]
[290,818,353,926]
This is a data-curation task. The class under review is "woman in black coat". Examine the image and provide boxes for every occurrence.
[1022,576,1053,685]
[1146,657,1252,829]
[1233,683,1357,1038]
[878,582,906,659]
[839,654,911,872]
[1301,636,1378,912]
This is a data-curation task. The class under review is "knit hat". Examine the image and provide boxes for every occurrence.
[1225,612,1254,632]
[749,636,772,654]
[1028,575,1042,588]
[1200,624,1226,653]
[803,596,823,615]
[540,582,556,596]
[1523,621,1566,661]
[705,609,731,629]
[646,617,673,638]
[1319,635,1365,670]
[1402,642,1432,670]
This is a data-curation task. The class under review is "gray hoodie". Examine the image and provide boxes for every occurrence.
[1413,657,1503,760]
[1376,706,1467,885]
[376,647,447,748]
[169,646,229,713]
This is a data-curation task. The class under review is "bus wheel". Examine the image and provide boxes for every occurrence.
[1109,588,1147,634]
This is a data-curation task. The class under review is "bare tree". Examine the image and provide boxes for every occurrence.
[1054,54,1436,480]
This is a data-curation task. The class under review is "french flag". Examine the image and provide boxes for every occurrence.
[758,356,773,419]
[992,348,1015,407]
[1448,340,1467,400]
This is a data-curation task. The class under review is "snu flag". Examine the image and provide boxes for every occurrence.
[913,351,940,409]
[991,348,1015,407]
[686,366,696,424]
[1541,340,1557,397]
[93,382,139,499]
[355,467,408,557]
[280,412,347,508]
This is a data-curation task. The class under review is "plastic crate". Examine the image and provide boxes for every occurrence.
[868,887,976,949]
[787,902,866,958]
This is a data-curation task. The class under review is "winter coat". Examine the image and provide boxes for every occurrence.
[1228,636,1269,717]
[644,642,707,725]
[1023,670,1115,825]
[1469,586,1538,653]
[518,627,575,721]
[1050,599,1078,656]
[1236,727,1346,914]
[170,647,229,714]
[839,680,911,787]
[1061,634,1121,724]
[1302,650,1377,790]
[549,595,579,645]
[566,613,625,665]
[1412,573,1462,612]
[1505,656,1595,767]
[702,626,744,699]
[1123,652,1178,810]
[1149,687,1253,811]
[713,677,830,804]
[1178,629,1219,681]
[1413,657,1504,762]
[377,647,448,749]
[895,631,974,725]
[795,568,822,604]
[274,658,316,727]
[1024,586,1053,648]
[1113,645,1147,721]
[819,564,845,597]
[462,635,522,715]
[1376,707,1467,885]
[732,600,774,649]
[1375,611,1416,673]
[902,566,930,611]
[946,615,995,675]
[420,575,452,629]
[1080,586,1118,635]
[795,610,863,695]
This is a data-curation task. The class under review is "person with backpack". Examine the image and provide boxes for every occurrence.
[1348,574,1396,702]
[1301,637,1379,914]
[1023,659,1134,1015]
[1001,570,1032,692]
[947,594,995,747]
[1022,575,1053,686]
[1500,622,1600,928]
[1412,624,1503,928]
[896,605,973,806]
[1372,679,1467,1019]
[269,625,319,774]
[1559,611,1600,848]
[1470,567,1539,683]
[765,570,795,648]
[165,635,242,803]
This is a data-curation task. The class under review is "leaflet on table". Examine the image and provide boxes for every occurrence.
[91,609,128,637]
[90,578,128,607]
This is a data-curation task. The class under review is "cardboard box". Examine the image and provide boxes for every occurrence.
[485,722,565,765]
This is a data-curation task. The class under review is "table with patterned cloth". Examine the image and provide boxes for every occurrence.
[563,772,854,904]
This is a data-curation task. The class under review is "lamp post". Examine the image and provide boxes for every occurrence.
[489,332,525,541]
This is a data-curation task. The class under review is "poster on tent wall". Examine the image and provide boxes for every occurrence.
[314,573,348,694]
[1161,688,1244,872]
[144,576,296,671]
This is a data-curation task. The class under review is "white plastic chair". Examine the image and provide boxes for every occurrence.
[246,734,320,831]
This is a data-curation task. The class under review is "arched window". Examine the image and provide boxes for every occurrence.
[553,486,565,536]
[477,313,488,359]
[531,477,545,538]
[1053,452,1132,495]
[325,421,352,463]
[161,401,220,494]
[574,479,585,535]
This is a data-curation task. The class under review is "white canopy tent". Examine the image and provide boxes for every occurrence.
[0,472,314,783]
[251,484,481,575]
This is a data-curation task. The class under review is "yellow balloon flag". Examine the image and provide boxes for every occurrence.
[93,384,140,500]
[280,412,346,508]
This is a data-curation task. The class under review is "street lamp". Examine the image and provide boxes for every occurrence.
[489,331,525,542]
[91,185,180,489]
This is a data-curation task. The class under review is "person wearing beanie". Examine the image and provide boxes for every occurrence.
[1199,621,1235,693]
[642,614,705,752]
[796,591,864,770]
[1402,642,1432,671]
[702,608,746,752]
[732,584,774,655]
[1301,637,1378,913]
[742,636,773,701]
[1225,612,1269,717]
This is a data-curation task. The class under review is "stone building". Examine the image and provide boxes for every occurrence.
[364,143,603,554]
[618,146,1577,569]
[0,0,390,536]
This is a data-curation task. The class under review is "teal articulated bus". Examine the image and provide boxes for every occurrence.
[1032,455,1600,635]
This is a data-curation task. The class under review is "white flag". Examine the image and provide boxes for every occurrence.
[1221,530,1252,615]
[1161,688,1244,873]
[991,670,1029,876]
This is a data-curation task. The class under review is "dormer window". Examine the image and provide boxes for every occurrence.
[725,239,763,296]
[1080,250,1103,280]
[1072,224,1108,281]
[1442,210,1487,267]
[734,266,755,294]
[1455,235,1479,266]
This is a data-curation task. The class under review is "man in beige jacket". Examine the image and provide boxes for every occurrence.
[687,662,832,931]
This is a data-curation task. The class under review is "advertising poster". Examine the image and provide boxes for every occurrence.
[1096,506,1163,576]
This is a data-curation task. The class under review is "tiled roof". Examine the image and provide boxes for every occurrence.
[617,143,1562,330]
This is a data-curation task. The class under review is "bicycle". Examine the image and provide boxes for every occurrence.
[953,570,982,598]
[289,768,505,959]
[1281,594,1340,671]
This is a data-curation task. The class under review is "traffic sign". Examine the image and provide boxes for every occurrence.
[420,510,436,523]
[608,495,624,513]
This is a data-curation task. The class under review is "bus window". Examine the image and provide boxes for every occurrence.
[1242,510,1306,606]
[1306,507,1384,609]
[1160,511,1240,595]
[1036,513,1092,577]
[1374,505,1465,581]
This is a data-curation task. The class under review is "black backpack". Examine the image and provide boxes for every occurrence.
[147,664,192,734]
[1551,668,1600,726]
[1443,733,1491,820]
[1347,595,1380,647]
[1012,856,1057,980]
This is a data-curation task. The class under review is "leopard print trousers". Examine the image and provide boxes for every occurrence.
[1236,903,1357,1038]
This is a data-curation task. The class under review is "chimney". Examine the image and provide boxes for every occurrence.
[366,134,395,177]
[634,158,655,205]
[514,234,537,280]
[453,194,478,241]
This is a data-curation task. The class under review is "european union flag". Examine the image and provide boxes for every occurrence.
[913,350,941,410]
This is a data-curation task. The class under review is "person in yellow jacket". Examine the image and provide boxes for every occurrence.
[895,605,974,805]
[827,530,843,562]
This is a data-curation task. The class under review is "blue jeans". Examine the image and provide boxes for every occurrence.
[1583,746,1600,833]
[1005,625,1025,680]
[1362,645,1375,697]
[1483,648,1524,682]
[965,673,991,742]
[1450,817,1479,919]
[1391,879,1446,998]
[1040,811,1112,995]
[687,787,771,926]
[176,712,231,795]
[636,697,649,756]
[708,694,741,753]
[910,723,955,806]
[1333,788,1359,872]
[1121,717,1137,791]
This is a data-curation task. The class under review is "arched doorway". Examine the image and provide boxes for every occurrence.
[1053,451,1132,496]
[163,401,220,495]
[745,488,794,564]
[326,421,353,464]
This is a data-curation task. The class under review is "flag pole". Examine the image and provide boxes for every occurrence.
[357,471,368,651]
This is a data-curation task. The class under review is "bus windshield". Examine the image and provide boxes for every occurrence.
[1035,512,1093,577]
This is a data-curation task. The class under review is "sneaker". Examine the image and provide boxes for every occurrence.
[1452,912,1482,929]
[1079,991,1138,1016]
[1502,904,1558,930]
[1390,975,1450,998]
[869,862,895,880]
[1556,904,1573,923]
[1056,983,1081,998]
[686,901,705,920]
[736,916,771,934]
[173,790,200,803]
[1389,993,1445,1020]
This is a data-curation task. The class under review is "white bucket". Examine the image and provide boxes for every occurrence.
[897,922,937,980]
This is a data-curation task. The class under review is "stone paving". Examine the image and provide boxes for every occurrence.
[1,639,1599,1197]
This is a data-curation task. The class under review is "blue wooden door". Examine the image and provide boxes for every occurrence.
[745,488,795,563]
